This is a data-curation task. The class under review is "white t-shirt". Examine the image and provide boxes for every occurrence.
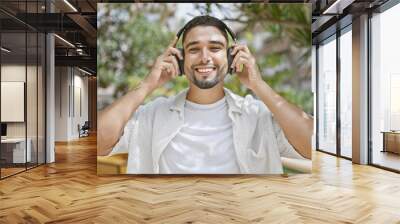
[159,97,240,174]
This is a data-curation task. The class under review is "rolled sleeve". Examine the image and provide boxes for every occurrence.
[108,97,166,157]
[108,105,144,156]
[256,99,306,160]
[271,115,306,160]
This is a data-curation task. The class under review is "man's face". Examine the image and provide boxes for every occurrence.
[183,26,229,89]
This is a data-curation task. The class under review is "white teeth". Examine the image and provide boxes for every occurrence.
[197,68,213,73]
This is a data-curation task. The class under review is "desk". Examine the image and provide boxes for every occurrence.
[1,138,31,163]
[381,131,400,155]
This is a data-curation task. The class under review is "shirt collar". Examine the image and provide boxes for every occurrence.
[169,87,243,115]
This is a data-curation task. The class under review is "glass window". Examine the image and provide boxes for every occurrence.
[1,31,28,178]
[371,3,400,171]
[27,30,38,169]
[339,27,352,158]
[0,0,46,179]
[318,36,337,154]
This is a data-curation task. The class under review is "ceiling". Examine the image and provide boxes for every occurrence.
[311,0,390,44]
[0,0,97,75]
[0,0,396,75]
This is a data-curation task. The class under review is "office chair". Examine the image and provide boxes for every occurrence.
[78,121,90,138]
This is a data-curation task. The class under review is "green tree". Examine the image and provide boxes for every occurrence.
[98,3,313,114]
[98,4,187,102]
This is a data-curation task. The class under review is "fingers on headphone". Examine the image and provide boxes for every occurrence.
[166,55,179,77]
[231,44,250,56]
[163,56,179,77]
[162,47,182,61]
[236,57,248,73]
[231,51,249,72]
[234,53,250,72]
[168,47,183,60]
[161,62,175,77]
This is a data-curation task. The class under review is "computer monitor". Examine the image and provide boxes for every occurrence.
[1,123,7,137]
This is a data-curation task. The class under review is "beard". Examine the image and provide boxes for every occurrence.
[187,64,228,89]
[192,74,220,89]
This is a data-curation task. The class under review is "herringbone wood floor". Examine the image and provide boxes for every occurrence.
[1,135,400,223]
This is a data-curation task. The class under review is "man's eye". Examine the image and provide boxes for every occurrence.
[188,49,199,53]
[210,47,222,52]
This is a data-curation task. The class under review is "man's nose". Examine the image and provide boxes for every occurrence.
[200,49,211,63]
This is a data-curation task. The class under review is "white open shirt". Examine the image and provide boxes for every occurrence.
[110,88,307,174]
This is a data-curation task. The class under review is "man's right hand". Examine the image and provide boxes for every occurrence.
[98,37,184,156]
[143,36,183,92]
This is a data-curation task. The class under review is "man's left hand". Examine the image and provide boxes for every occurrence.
[230,43,263,91]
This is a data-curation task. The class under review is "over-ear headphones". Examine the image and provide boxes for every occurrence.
[174,16,237,76]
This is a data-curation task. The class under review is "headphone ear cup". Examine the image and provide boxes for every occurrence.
[227,47,234,75]
[176,48,184,76]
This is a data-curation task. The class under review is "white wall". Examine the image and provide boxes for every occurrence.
[55,67,69,141]
[54,67,89,141]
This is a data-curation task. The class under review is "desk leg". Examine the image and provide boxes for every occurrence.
[382,133,386,153]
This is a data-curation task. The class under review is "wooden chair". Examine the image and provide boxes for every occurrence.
[97,153,128,175]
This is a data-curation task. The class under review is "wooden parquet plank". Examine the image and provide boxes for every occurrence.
[1,135,400,223]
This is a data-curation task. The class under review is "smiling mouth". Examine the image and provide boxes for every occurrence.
[194,67,216,75]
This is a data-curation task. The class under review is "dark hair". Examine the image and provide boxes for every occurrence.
[181,15,229,46]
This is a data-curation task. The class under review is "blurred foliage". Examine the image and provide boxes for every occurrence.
[98,3,313,114]
[97,4,184,101]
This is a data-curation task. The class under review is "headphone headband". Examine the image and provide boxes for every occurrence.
[174,16,237,76]
[176,16,237,45]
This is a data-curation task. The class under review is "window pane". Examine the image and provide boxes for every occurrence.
[371,3,400,171]
[27,31,38,169]
[340,28,352,158]
[1,30,28,177]
[318,36,337,154]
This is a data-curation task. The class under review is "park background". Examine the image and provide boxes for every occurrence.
[97,3,312,115]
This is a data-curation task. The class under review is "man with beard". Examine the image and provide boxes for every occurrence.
[98,16,313,174]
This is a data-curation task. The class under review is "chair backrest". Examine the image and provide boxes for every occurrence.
[82,121,90,129]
